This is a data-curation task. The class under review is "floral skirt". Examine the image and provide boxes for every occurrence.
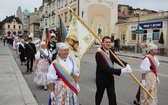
[140,72,157,105]
[34,59,49,86]
[52,80,79,105]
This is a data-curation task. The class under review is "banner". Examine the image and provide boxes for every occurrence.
[60,17,67,41]
[65,16,96,72]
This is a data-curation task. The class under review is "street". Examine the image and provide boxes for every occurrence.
[9,46,168,105]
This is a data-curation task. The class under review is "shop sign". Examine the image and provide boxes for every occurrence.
[139,22,162,29]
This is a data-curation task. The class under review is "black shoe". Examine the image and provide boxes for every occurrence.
[26,70,29,73]
[30,70,33,72]
[133,100,140,105]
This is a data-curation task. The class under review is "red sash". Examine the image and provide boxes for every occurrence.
[98,49,114,77]
[143,56,158,76]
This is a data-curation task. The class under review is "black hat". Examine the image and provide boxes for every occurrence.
[28,37,32,40]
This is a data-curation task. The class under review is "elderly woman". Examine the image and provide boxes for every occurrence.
[137,43,160,105]
[34,41,52,90]
[47,42,80,105]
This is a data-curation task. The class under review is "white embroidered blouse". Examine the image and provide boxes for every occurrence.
[47,56,79,83]
[140,55,160,73]
[35,49,52,60]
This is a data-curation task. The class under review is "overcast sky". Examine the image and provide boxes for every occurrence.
[0,0,168,21]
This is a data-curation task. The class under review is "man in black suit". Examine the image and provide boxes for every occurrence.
[48,34,57,61]
[25,37,36,72]
[95,36,132,105]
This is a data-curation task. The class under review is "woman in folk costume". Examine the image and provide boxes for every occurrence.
[12,36,17,50]
[18,39,26,65]
[34,41,52,90]
[47,42,80,105]
[139,43,160,105]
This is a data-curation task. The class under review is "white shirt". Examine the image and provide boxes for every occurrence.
[140,55,160,73]
[103,48,110,57]
[47,56,79,83]
[35,49,52,60]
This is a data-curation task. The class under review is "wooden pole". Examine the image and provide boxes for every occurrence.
[67,6,153,99]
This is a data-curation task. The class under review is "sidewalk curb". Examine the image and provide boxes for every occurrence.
[7,46,38,105]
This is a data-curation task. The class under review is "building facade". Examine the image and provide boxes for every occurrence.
[28,8,41,38]
[0,22,3,35]
[39,0,118,43]
[117,11,168,55]
[1,15,22,35]
[118,4,157,22]
[17,6,33,35]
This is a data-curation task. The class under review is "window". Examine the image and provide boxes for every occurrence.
[45,19,47,25]
[65,12,67,22]
[19,25,21,29]
[52,16,55,24]
[23,15,27,19]
[131,31,136,40]
[65,0,68,6]
[121,34,125,41]
[13,25,15,29]
[69,11,72,21]
[24,20,28,24]
[153,30,160,40]
[142,30,147,41]
[8,25,10,28]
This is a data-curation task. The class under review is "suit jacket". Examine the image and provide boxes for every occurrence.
[25,43,36,57]
[19,44,25,56]
[95,47,127,85]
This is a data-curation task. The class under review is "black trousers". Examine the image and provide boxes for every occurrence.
[95,83,117,105]
[26,56,34,71]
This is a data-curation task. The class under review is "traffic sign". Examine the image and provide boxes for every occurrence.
[135,29,144,34]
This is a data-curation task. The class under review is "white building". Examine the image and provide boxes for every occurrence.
[39,0,118,42]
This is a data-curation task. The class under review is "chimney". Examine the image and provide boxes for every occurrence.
[34,8,37,12]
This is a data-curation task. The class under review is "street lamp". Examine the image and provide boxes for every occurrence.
[137,14,140,53]
[135,14,141,53]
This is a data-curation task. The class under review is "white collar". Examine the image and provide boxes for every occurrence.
[103,47,109,53]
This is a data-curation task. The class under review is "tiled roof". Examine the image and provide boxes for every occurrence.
[2,15,22,24]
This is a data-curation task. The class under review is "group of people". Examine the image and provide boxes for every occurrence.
[95,36,160,105]
[2,33,160,105]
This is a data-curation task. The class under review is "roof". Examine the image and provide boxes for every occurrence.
[2,15,22,24]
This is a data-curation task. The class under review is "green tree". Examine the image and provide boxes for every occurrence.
[158,32,164,44]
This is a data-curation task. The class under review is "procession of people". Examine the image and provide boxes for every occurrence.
[1,31,162,105]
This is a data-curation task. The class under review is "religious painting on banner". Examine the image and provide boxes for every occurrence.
[65,16,95,73]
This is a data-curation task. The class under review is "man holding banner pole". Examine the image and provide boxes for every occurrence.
[95,36,132,105]
[67,6,153,103]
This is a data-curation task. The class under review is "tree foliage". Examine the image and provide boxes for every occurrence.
[158,32,164,44]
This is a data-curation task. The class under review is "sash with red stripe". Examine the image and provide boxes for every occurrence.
[52,60,78,95]
[98,49,114,76]
[143,56,158,76]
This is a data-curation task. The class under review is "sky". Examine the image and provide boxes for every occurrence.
[0,0,168,21]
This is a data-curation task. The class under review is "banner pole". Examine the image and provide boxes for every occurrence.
[68,6,153,99]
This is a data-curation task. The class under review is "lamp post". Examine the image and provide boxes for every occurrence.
[137,14,140,53]
[135,14,143,53]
